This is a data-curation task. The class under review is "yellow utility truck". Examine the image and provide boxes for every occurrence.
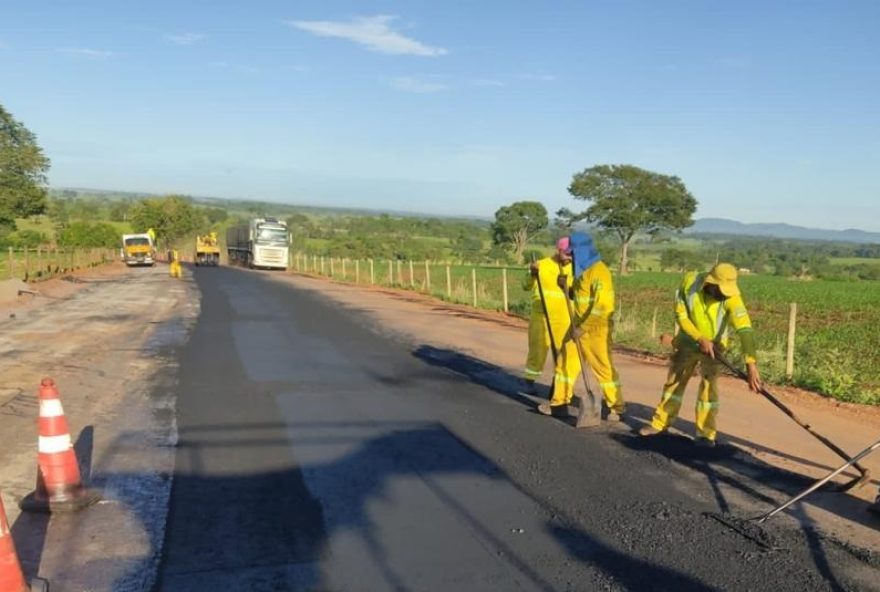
[195,232,221,266]
[121,233,156,267]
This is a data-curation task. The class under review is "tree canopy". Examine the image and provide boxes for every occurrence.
[0,105,51,233]
[130,195,201,244]
[560,164,696,273]
[491,201,548,263]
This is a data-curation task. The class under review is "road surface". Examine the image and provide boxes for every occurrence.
[154,266,879,591]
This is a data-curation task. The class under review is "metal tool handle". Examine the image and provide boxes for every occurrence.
[756,437,880,523]
[715,351,870,492]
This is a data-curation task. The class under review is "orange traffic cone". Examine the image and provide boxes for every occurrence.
[0,491,27,592]
[20,378,100,513]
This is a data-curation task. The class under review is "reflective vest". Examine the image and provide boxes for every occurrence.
[674,271,756,362]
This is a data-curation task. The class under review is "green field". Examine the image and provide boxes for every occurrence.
[295,254,880,405]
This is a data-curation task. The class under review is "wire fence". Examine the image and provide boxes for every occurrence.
[1,246,117,282]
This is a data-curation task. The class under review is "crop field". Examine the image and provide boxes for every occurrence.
[294,254,880,404]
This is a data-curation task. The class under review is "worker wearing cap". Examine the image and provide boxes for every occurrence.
[539,231,625,419]
[522,238,573,395]
[640,263,762,446]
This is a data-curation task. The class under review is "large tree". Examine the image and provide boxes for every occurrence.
[560,164,697,274]
[130,195,202,245]
[491,201,548,263]
[0,105,51,233]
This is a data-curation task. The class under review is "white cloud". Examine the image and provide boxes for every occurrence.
[472,79,506,87]
[166,32,207,46]
[58,47,113,59]
[390,77,448,93]
[286,15,447,57]
[518,73,556,82]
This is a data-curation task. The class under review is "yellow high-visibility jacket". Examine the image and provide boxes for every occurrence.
[674,271,757,363]
[523,257,572,316]
[572,260,615,327]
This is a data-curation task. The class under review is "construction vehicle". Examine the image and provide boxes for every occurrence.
[226,217,290,270]
[121,233,156,267]
[195,232,221,267]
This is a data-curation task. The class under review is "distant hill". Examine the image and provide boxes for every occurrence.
[687,218,880,244]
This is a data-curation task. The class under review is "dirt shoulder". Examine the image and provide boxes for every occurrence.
[272,271,880,551]
[0,262,198,592]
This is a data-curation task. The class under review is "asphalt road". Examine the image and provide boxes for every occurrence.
[154,266,879,591]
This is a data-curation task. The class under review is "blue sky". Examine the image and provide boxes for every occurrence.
[2,0,878,229]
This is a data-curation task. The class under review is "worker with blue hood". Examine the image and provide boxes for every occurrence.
[538,231,626,420]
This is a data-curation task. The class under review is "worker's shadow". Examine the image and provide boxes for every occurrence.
[412,344,584,426]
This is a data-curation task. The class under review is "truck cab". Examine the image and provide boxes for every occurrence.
[122,233,156,267]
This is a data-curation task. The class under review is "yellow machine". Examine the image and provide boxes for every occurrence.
[195,232,221,267]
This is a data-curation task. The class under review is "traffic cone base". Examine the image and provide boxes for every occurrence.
[19,487,100,514]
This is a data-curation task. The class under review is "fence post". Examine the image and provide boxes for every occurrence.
[24,247,30,280]
[321,256,325,275]
[37,246,43,277]
[343,258,348,279]
[651,307,658,338]
[786,302,797,380]
[313,255,317,272]
[370,259,374,284]
[8,246,14,279]
[446,265,451,298]
[388,260,393,285]
[409,260,414,288]
[471,267,477,308]
[330,257,335,277]
[355,260,360,284]
[397,260,402,285]
[425,261,431,292]
[502,268,509,313]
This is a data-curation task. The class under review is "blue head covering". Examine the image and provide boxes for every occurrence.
[569,231,601,278]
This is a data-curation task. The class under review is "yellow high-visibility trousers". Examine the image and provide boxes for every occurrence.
[650,346,720,440]
[524,309,568,381]
[549,321,625,414]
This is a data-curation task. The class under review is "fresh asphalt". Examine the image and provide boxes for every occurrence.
[154,266,879,591]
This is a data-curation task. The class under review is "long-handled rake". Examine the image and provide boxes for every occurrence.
[709,436,880,549]
[715,352,870,492]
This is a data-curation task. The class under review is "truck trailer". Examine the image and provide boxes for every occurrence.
[226,218,290,270]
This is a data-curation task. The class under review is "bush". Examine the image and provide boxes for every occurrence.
[58,221,120,248]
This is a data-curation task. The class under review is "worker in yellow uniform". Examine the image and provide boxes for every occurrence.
[522,237,573,395]
[639,263,762,447]
[538,231,625,420]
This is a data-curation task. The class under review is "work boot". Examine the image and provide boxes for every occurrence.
[638,425,663,437]
[694,437,716,448]
[606,411,623,423]
[537,403,553,416]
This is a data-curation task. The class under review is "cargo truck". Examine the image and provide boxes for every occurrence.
[226,218,290,270]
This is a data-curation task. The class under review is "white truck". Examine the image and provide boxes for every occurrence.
[226,217,290,270]
[121,233,156,267]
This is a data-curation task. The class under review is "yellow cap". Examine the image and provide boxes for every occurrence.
[705,263,740,297]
